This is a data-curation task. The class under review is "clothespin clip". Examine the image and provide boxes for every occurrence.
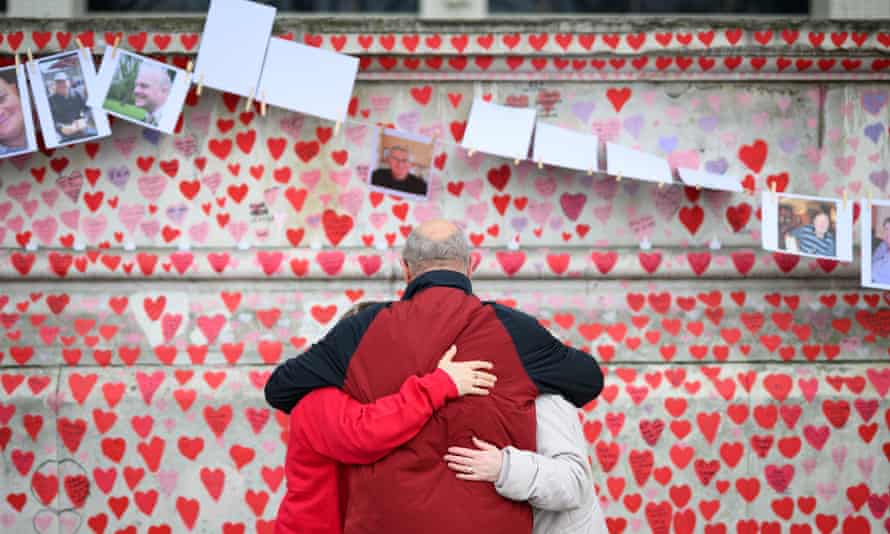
[245,87,255,112]
[195,72,205,96]
[185,60,194,84]
[467,148,476,157]
[586,168,593,176]
[13,54,20,70]
[26,48,34,64]
[75,37,86,54]
[842,190,848,210]
[110,35,121,59]
[769,181,777,199]
[867,190,874,206]
[658,181,665,189]
[334,121,341,137]
[695,184,702,191]
[615,174,622,183]
[260,91,267,117]
[536,159,543,170]
[513,158,521,166]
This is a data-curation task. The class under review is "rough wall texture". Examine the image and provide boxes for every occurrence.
[1,17,890,534]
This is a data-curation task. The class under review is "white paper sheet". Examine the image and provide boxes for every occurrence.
[461,99,536,161]
[257,37,359,123]
[606,142,672,184]
[531,122,599,172]
[677,167,743,192]
[0,65,38,159]
[761,191,853,262]
[861,199,890,290]
[194,0,276,98]
[90,50,190,135]
[28,48,111,149]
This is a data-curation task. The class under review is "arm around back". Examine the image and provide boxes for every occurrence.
[494,394,591,511]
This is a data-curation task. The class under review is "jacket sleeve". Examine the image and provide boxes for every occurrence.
[494,395,591,511]
[298,369,459,464]
[264,305,384,413]
[492,304,604,407]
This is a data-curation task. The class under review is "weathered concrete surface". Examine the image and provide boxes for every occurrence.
[1,17,889,534]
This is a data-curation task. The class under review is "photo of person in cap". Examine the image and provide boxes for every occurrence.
[369,129,434,200]
[47,70,96,142]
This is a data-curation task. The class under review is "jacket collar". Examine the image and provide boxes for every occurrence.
[402,270,473,301]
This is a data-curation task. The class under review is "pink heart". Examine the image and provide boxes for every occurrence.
[464,178,483,200]
[345,124,368,145]
[668,150,700,170]
[369,212,388,229]
[279,113,304,138]
[338,188,363,217]
[706,94,722,112]
[138,175,167,202]
[5,181,30,203]
[82,215,108,244]
[465,203,488,226]
[534,176,557,197]
[201,172,222,194]
[112,135,137,157]
[33,216,58,246]
[23,199,39,218]
[810,172,828,190]
[528,201,553,225]
[0,201,11,220]
[777,96,792,112]
[330,169,352,187]
[370,95,392,112]
[60,210,80,231]
[6,215,23,233]
[41,190,60,208]
[228,221,248,243]
[188,221,209,243]
[300,170,321,191]
[414,202,441,223]
[140,219,160,239]
[118,204,144,234]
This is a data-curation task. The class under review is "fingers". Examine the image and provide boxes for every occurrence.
[466,386,490,396]
[446,461,475,474]
[455,473,486,481]
[474,371,497,385]
[446,446,481,457]
[463,360,494,371]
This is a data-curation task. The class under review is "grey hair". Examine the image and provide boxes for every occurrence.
[402,227,471,274]
[138,62,173,91]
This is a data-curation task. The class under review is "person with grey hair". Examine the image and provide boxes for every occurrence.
[266,219,603,534]
[371,144,428,196]
[133,62,172,127]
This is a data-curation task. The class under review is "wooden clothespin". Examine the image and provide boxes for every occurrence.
[110,35,121,59]
[26,48,34,64]
[615,174,622,183]
[260,91,267,117]
[185,60,194,84]
[467,148,476,157]
[14,54,20,70]
[658,181,665,189]
[867,190,874,205]
[514,158,521,166]
[586,168,593,176]
[196,72,205,96]
[842,190,848,210]
[244,87,255,112]
[334,121,341,137]
[695,184,702,191]
[769,181,777,199]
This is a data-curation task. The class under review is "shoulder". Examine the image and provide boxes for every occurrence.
[485,302,545,329]
[371,168,390,180]
[535,394,577,418]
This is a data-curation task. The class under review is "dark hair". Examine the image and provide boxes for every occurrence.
[342,301,381,319]
[0,68,18,87]
[882,217,890,227]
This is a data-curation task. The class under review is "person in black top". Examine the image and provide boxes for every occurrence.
[47,72,95,142]
[370,145,428,197]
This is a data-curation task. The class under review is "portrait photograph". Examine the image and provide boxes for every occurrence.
[761,191,853,262]
[0,65,38,159]
[368,128,434,201]
[860,200,890,290]
[28,49,111,148]
[91,49,190,134]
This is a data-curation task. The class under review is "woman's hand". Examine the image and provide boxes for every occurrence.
[444,437,503,482]
[437,345,496,397]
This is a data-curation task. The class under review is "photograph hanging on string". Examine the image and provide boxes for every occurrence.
[761,191,853,262]
[860,200,890,289]
[0,65,38,159]
[28,49,111,148]
[368,128,433,201]
[90,50,190,134]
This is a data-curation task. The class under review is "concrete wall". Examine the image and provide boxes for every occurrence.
[1,17,889,534]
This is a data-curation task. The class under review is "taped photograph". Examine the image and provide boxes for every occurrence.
[91,50,190,134]
[761,192,853,262]
[368,128,433,201]
[861,200,890,289]
[28,49,111,148]
[0,65,38,158]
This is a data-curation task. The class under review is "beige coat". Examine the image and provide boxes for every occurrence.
[494,395,608,534]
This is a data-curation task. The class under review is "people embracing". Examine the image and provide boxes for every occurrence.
[266,219,606,534]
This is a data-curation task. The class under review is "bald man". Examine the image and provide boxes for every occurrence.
[133,62,172,126]
[266,220,603,534]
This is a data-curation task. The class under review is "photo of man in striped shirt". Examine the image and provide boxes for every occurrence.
[781,202,837,258]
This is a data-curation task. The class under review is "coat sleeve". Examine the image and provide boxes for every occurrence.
[494,395,591,511]
[264,305,385,413]
[491,304,603,407]
[298,370,458,464]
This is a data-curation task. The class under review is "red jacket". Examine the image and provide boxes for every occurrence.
[266,270,603,534]
[274,369,458,534]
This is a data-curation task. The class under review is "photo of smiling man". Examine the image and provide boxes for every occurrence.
[369,129,434,201]
[92,49,190,134]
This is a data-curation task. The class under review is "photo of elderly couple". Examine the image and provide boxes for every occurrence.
[265,220,609,534]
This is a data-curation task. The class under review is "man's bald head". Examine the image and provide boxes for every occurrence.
[402,219,471,281]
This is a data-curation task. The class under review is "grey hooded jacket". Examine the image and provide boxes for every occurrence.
[494,394,609,534]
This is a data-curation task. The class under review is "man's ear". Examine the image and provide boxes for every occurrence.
[401,259,412,284]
